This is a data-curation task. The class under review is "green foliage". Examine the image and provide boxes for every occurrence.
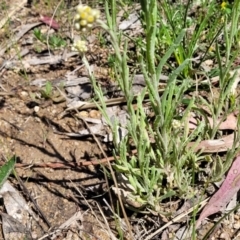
[77,0,240,222]
[33,28,45,42]
[48,35,66,48]
[40,81,53,99]
[0,156,16,188]
[0,0,8,11]
[33,28,66,49]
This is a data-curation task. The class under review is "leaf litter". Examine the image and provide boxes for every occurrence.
[196,155,240,228]
[0,0,240,239]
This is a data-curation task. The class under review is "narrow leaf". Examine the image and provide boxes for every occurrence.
[156,29,186,80]
[0,156,16,189]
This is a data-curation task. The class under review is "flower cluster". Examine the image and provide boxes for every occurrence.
[172,119,183,129]
[221,1,227,10]
[72,5,100,53]
[220,1,231,15]
[72,39,88,53]
[74,5,100,32]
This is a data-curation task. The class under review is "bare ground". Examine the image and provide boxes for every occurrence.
[1,0,240,240]
[0,0,117,239]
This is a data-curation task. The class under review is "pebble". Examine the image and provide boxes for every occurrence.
[77,111,88,118]
[20,91,28,97]
[34,106,40,113]
[89,109,101,119]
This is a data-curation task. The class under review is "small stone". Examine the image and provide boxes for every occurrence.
[233,222,240,229]
[77,111,88,118]
[89,110,101,119]
[31,231,38,239]
[19,96,28,102]
[20,91,28,97]
[34,106,40,112]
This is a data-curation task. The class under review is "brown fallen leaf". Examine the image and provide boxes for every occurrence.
[187,133,237,153]
[39,15,60,30]
[196,155,240,228]
[188,112,238,130]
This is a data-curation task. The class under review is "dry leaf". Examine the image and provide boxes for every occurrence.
[39,15,59,30]
[196,155,240,228]
[188,112,238,130]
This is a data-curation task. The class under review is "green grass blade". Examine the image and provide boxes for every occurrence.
[0,156,16,188]
[156,29,186,80]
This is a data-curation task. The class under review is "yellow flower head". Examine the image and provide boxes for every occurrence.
[221,1,227,10]
[74,5,100,32]
[86,15,94,23]
[80,19,88,27]
[79,12,89,20]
